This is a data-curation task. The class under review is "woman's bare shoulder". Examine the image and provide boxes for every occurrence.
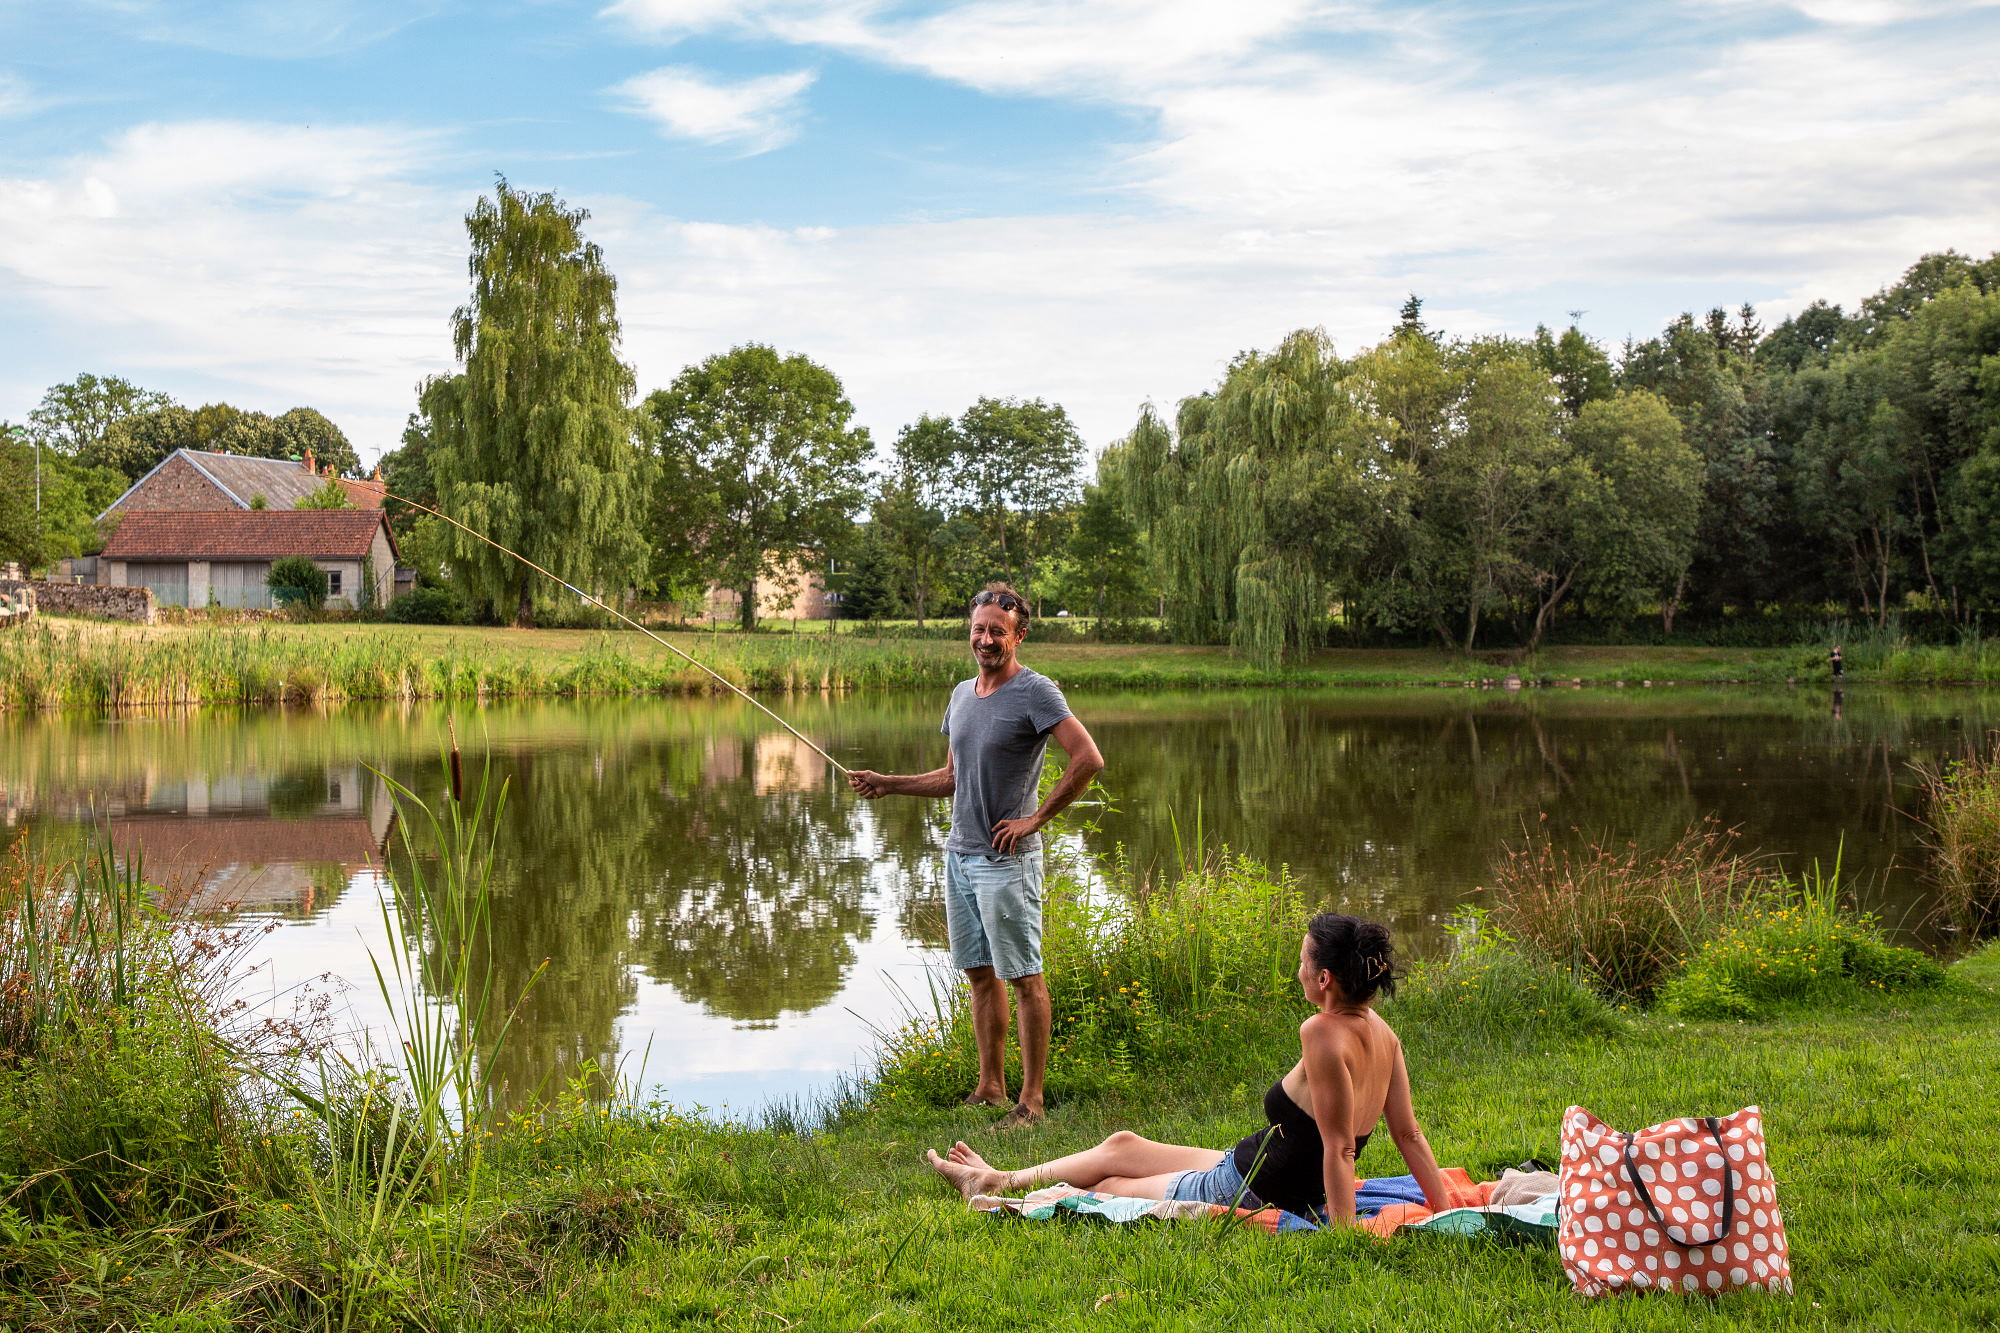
[1299,1010,1369,1047]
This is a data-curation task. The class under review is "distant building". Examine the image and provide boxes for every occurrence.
[100,447,387,516]
[82,446,398,609]
[97,509,399,610]
[704,553,836,621]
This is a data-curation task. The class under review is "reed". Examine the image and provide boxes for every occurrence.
[0,623,971,710]
[1484,816,1776,1000]
[267,756,545,1332]
[1916,743,2000,935]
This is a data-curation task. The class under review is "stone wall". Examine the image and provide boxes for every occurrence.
[0,580,154,624]
[113,453,234,513]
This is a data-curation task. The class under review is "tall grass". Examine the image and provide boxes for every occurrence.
[264,756,549,1331]
[864,844,1313,1112]
[1384,910,1624,1050]
[0,838,294,1232]
[0,623,967,711]
[1917,742,2000,936]
[862,833,1630,1115]
[1485,816,1775,1000]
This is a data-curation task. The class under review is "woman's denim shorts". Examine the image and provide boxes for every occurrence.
[1165,1152,1265,1208]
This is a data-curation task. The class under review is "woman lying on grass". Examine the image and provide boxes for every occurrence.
[926,913,1451,1225]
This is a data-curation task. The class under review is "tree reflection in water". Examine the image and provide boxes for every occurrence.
[3,686,1993,1106]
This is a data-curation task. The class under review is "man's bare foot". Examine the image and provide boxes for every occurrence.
[989,1103,1045,1133]
[926,1146,1008,1197]
[962,1092,1007,1107]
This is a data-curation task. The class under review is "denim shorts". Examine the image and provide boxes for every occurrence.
[1166,1152,1266,1209]
[944,849,1044,980]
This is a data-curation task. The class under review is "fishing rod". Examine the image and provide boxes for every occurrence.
[385,492,853,776]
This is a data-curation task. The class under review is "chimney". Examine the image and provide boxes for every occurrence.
[303,447,316,475]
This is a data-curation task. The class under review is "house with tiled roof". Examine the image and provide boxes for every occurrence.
[98,509,398,609]
[99,447,387,517]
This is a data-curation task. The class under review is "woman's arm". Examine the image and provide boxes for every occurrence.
[1300,1017,1360,1225]
[1382,1040,1451,1211]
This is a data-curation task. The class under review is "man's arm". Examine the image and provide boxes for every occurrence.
[990,715,1104,854]
[847,747,955,800]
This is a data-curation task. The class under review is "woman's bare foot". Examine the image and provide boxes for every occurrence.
[926,1145,1009,1197]
[947,1141,995,1170]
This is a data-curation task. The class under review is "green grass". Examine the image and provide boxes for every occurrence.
[5,791,1998,1330]
[13,615,1997,711]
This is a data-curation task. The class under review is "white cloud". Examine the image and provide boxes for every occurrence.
[1694,0,2000,24]
[7,4,1999,465]
[604,0,1366,98]
[80,0,449,58]
[609,65,817,153]
[0,121,462,452]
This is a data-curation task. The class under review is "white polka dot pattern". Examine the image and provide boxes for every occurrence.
[1558,1105,1792,1299]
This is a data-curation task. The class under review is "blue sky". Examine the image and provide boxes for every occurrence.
[3,0,1997,462]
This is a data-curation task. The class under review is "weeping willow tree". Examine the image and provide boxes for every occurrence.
[427,180,649,626]
[1119,330,1389,665]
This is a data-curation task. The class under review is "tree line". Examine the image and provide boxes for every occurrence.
[1119,255,2000,661]
[1,377,361,568]
[8,176,1995,662]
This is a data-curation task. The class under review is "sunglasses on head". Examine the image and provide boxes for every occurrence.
[971,590,1024,613]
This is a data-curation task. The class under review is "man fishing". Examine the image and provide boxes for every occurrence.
[846,583,1104,1129]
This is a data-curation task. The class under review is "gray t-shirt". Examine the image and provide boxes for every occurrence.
[940,667,1073,856]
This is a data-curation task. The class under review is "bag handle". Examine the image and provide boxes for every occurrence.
[1621,1117,1736,1247]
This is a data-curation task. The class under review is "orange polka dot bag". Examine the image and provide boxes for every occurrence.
[1558,1105,1792,1297]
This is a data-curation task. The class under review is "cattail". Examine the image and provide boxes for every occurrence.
[448,715,464,805]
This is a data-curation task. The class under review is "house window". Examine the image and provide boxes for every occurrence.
[326,570,343,597]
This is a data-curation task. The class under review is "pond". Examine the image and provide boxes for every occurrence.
[2,684,1990,1114]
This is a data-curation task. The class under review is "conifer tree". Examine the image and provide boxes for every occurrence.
[426,181,648,626]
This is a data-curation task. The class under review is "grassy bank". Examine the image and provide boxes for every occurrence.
[10,617,2000,710]
[4,794,1995,1332]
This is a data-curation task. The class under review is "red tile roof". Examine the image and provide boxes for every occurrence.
[100,509,393,561]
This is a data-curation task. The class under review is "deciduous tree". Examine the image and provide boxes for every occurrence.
[27,374,172,458]
[872,414,961,626]
[955,396,1083,607]
[644,344,870,631]
[426,181,650,626]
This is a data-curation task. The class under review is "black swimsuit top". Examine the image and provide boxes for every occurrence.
[1231,1079,1372,1214]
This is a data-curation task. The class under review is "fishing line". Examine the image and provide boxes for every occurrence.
[385,492,853,776]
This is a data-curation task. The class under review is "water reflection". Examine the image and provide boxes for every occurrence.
[1,686,1991,1110]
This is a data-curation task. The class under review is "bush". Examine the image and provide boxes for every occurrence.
[0,849,282,1230]
[865,846,1308,1110]
[1489,817,1774,1000]
[267,555,328,611]
[1387,912,1624,1049]
[386,586,469,625]
[1657,888,1946,1019]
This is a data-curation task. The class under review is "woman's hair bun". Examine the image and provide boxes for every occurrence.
[1306,913,1398,1002]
